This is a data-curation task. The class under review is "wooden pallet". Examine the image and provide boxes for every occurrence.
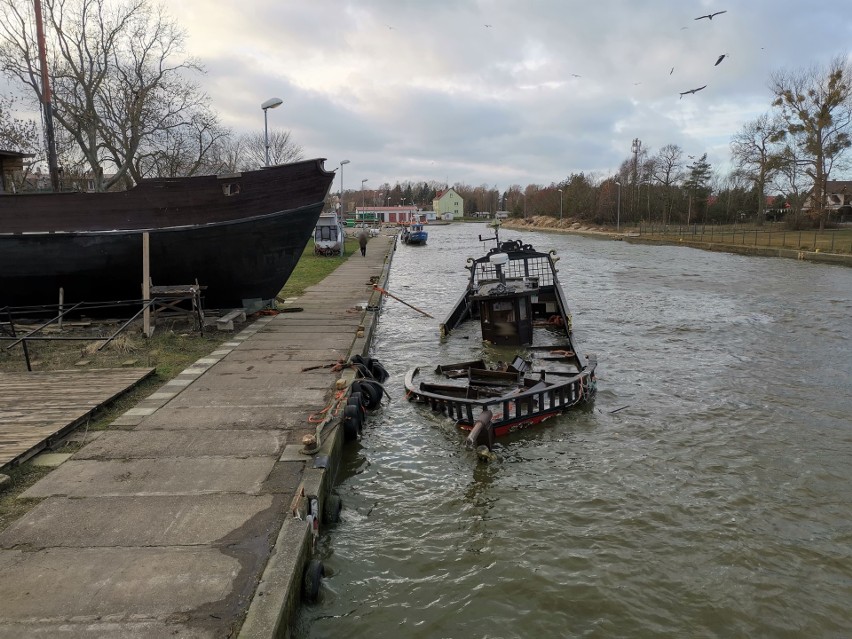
[0,368,154,469]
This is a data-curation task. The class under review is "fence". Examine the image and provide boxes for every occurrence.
[638,223,852,255]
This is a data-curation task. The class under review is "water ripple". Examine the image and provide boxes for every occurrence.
[297,225,852,638]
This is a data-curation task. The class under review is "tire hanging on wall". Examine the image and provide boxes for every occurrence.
[323,494,343,525]
[351,379,381,409]
[370,361,389,383]
[303,559,325,603]
[342,404,363,441]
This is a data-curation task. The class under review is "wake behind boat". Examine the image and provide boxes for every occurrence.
[0,159,335,310]
[404,222,597,458]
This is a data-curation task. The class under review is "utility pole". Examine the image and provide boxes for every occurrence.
[631,138,641,223]
[34,0,60,192]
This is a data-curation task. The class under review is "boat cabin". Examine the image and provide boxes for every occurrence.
[471,252,536,345]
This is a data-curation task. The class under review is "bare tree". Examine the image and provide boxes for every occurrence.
[238,130,304,170]
[0,0,220,190]
[770,55,852,228]
[652,144,684,224]
[771,145,812,227]
[730,113,785,221]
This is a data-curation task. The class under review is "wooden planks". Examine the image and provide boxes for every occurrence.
[0,368,154,469]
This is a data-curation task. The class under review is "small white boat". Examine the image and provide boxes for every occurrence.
[313,212,346,256]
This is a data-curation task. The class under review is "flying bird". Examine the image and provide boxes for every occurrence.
[679,85,707,99]
[484,24,492,27]
[670,66,675,75]
[695,10,727,20]
[714,54,727,66]
[570,73,581,78]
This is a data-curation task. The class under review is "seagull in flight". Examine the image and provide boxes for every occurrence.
[484,24,492,27]
[679,85,707,99]
[695,10,727,20]
[714,54,727,66]
[570,73,581,78]
[670,66,675,75]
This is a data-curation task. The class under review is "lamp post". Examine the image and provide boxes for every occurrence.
[615,181,622,232]
[558,189,563,221]
[261,97,283,166]
[338,160,350,215]
[361,178,368,208]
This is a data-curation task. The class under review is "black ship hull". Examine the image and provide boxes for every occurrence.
[0,160,334,309]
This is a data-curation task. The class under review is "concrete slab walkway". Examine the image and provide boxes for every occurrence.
[0,233,396,638]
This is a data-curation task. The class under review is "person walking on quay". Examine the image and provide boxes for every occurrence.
[358,229,368,257]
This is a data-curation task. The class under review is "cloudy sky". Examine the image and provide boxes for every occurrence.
[63,2,852,190]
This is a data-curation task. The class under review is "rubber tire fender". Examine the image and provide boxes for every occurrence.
[323,494,343,525]
[342,404,363,442]
[303,559,325,603]
[347,391,368,411]
[370,361,389,383]
[356,379,382,409]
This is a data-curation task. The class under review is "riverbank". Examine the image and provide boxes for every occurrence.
[502,216,852,267]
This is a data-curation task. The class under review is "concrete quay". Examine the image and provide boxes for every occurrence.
[0,233,396,638]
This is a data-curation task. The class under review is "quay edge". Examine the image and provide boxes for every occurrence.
[237,232,397,639]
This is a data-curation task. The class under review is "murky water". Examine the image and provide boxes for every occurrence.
[296,224,852,638]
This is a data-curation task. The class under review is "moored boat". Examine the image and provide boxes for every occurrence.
[402,221,428,245]
[404,222,597,457]
[313,211,346,256]
[0,159,334,309]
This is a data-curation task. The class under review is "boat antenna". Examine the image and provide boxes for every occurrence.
[33,0,60,192]
[477,219,501,246]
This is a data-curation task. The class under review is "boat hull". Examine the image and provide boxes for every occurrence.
[0,160,334,309]
[404,361,597,436]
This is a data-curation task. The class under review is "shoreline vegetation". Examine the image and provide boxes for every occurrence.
[500,216,852,266]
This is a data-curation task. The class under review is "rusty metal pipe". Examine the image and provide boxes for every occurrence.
[465,409,493,449]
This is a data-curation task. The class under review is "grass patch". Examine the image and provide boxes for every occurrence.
[278,237,355,299]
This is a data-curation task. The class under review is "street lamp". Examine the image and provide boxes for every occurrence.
[338,160,350,215]
[261,97,283,166]
[361,178,368,207]
[558,189,563,221]
[615,181,622,232]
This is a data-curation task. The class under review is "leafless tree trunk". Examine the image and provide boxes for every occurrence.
[653,144,684,225]
[730,113,784,221]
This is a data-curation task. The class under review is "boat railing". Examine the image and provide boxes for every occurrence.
[406,367,592,425]
[473,255,554,288]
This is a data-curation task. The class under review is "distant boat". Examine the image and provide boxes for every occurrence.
[313,211,346,256]
[402,222,428,245]
[0,159,334,309]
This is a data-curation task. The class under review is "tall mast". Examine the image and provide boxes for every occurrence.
[33,0,60,191]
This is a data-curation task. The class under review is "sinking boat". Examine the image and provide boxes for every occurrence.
[0,159,335,310]
[404,223,597,456]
